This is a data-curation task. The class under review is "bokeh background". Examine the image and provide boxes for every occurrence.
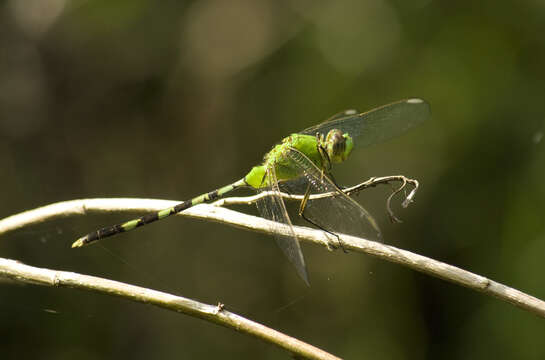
[2,0,545,359]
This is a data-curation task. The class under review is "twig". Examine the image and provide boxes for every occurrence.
[216,175,419,223]
[0,257,339,360]
[1,197,544,318]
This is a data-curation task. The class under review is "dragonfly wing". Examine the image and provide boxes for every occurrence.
[300,98,430,150]
[323,109,359,122]
[255,167,310,286]
[286,147,382,242]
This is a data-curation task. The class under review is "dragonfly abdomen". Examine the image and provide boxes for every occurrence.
[72,178,247,247]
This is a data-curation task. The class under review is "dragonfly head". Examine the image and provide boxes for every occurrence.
[325,129,354,163]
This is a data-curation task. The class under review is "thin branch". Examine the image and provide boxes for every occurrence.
[215,175,417,205]
[215,175,418,223]
[0,176,417,237]
[1,196,544,318]
[0,257,339,360]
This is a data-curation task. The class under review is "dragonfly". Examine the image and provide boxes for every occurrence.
[73,98,430,285]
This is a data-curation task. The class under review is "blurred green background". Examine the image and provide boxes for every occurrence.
[1,0,545,358]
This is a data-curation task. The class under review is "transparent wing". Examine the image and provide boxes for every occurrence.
[301,98,430,150]
[255,166,310,286]
[286,147,382,241]
[323,109,359,122]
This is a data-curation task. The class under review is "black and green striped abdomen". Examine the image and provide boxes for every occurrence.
[72,178,247,247]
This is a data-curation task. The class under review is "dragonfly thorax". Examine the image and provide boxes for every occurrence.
[323,129,354,164]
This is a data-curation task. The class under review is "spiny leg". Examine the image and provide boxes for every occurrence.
[287,146,382,243]
[316,139,345,190]
[297,184,347,253]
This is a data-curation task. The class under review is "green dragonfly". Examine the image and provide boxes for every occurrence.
[73,98,430,285]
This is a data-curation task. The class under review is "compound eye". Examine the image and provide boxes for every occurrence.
[326,129,346,161]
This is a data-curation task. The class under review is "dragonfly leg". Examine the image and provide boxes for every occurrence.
[315,137,345,190]
[298,184,347,253]
[326,171,345,190]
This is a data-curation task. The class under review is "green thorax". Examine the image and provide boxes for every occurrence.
[245,131,354,189]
